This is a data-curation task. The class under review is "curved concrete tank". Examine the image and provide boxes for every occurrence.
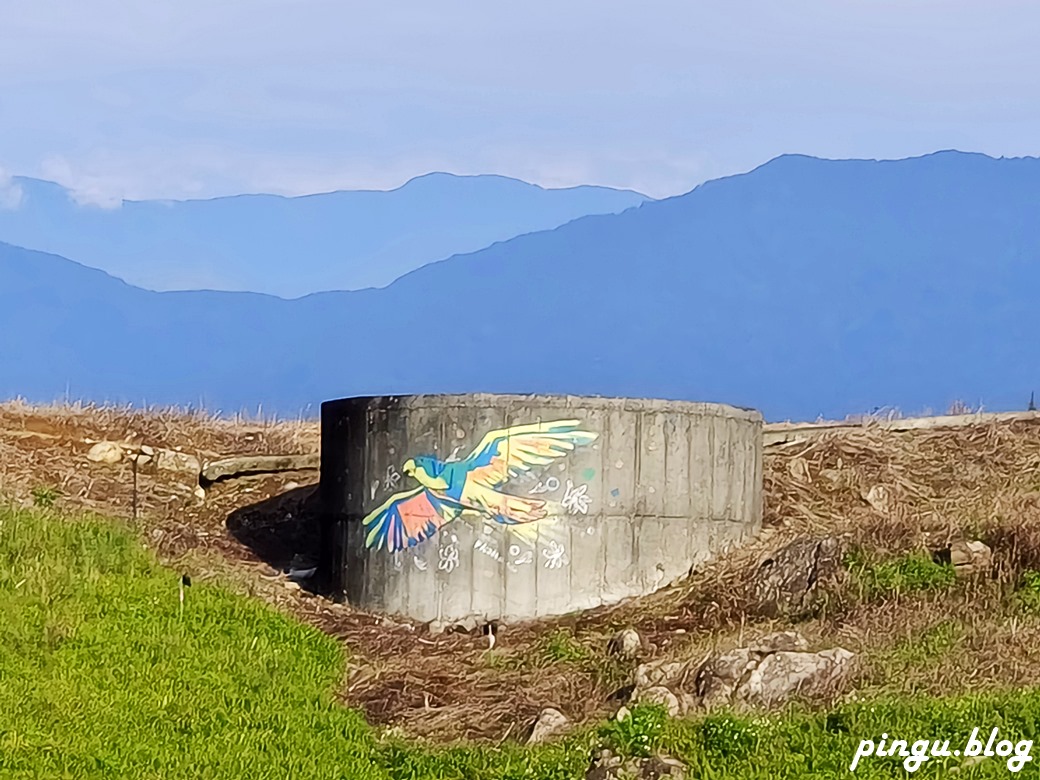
[319,393,762,627]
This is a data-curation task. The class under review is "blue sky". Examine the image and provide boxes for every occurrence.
[1,0,1038,206]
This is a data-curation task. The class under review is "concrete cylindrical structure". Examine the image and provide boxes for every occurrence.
[320,393,762,627]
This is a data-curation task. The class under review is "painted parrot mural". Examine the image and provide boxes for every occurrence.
[362,419,598,553]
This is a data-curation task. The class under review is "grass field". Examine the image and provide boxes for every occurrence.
[2,504,1039,778]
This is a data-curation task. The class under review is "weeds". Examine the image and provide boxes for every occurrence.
[1014,569,1040,613]
[599,704,668,757]
[845,548,956,599]
[30,485,60,508]
[696,713,762,760]
[538,628,589,665]
[883,622,965,667]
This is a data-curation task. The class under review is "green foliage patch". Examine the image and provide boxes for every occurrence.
[2,505,1039,778]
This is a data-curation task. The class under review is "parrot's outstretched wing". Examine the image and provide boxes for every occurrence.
[463,419,598,489]
[363,487,465,553]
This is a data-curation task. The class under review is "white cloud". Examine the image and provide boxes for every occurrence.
[0,167,23,209]
[2,2,1038,203]
[39,156,132,209]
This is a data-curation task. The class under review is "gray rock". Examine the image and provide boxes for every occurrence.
[587,748,686,780]
[635,685,683,717]
[749,537,845,618]
[862,484,891,514]
[155,449,201,476]
[608,628,643,661]
[201,453,319,484]
[677,692,699,714]
[749,630,810,654]
[527,707,570,744]
[696,648,756,709]
[86,441,124,465]
[633,659,690,691]
[734,647,856,708]
[948,540,992,576]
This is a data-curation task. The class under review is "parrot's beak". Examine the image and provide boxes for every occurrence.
[402,459,415,476]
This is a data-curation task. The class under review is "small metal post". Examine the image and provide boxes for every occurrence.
[131,454,138,521]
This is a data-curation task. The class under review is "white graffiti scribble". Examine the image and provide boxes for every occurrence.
[384,465,401,492]
[561,480,592,515]
[542,540,569,569]
[474,538,503,562]
[438,537,460,573]
[413,556,428,572]
[446,445,463,462]
[509,543,535,566]
[529,476,560,495]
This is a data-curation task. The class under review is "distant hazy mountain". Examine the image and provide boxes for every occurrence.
[0,173,649,297]
[1,151,1037,422]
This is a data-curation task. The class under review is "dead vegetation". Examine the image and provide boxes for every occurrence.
[3,400,1040,743]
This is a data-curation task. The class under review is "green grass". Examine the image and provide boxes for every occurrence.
[1015,570,1040,613]
[480,627,590,671]
[28,485,60,509]
[845,548,957,599]
[882,621,965,668]
[535,628,590,666]
[2,504,1040,778]
[0,504,383,779]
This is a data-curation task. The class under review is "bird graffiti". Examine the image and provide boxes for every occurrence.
[362,420,598,553]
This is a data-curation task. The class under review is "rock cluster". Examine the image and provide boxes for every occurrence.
[628,629,856,715]
[527,627,856,753]
[85,440,201,476]
[586,748,686,779]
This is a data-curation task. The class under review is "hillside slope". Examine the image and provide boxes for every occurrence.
[4,401,1040,753]
[2,151,1038,421]
[0,173,649,296]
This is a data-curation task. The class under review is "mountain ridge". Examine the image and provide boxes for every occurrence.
[9,170,651,206]
[0,172,650,297]
[1,149,1037,422]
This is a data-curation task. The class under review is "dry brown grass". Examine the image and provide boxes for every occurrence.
[4,401,1040,743]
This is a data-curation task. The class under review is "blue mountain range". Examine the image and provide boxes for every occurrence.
[1,150,1036,422]
[0,174,648,298]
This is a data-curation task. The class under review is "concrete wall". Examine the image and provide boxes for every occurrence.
[320,393,762,627]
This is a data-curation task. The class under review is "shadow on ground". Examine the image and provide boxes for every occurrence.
[226,484,323,584]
